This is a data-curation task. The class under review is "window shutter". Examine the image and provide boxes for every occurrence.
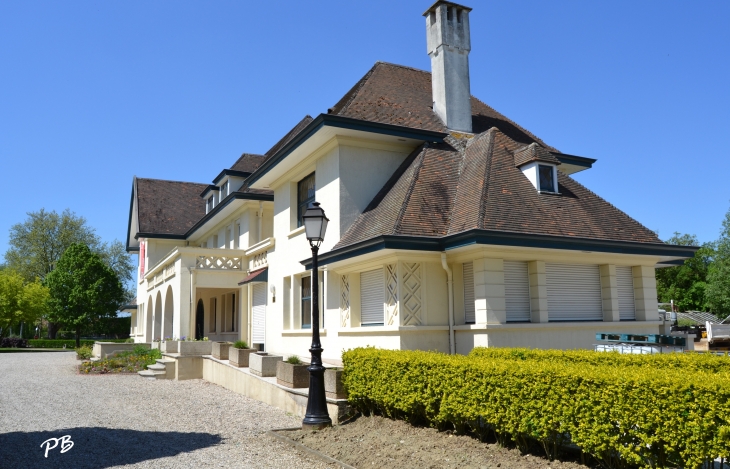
[616,266,636,321]
[360,268,384,326]
[252,283,267,344]
[504,261,531,322]
[463,262,475,324]
[546,263,602,321]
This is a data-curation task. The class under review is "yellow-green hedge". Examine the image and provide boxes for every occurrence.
[342,347,730,468]
[469,347,730,373]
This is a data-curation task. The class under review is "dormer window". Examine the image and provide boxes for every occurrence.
[221,180,229,199]
[538,164,557,193]
[207,196,214,213]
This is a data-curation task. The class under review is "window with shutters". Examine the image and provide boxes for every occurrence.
[252,283,266,345]
[301,276,312,329]
[546,263,602,321]
[360,268,385,326]
[616,266,636,321]
[463,262,475,324]
[297,172,315,228]
[505,261,531,322]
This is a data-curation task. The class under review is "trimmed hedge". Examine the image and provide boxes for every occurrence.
[342,347,730,468]
[0,338,28,348]
[27,339,128,349]
[469,347,730,373]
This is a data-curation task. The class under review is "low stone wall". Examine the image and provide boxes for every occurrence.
[202,357,351,423]
[92,342,149,359]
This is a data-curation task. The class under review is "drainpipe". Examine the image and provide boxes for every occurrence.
[257,202,264,243]
[441,253,455,354]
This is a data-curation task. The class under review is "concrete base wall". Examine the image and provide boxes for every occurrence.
[202,357,350,423]
[93,342,149,359]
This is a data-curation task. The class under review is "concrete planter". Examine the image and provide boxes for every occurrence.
[178,341,213,356]
[249,352,282,377]
[325,368,347,399]
[276,361,310,388]
[212,342,230,360]
[92,342,150,359]
[229,347,257,367]
[150,341,161,350]
[161,341,179,353]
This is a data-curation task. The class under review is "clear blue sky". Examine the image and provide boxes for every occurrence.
[1,1,729,259]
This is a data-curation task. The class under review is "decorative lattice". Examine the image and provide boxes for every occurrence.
[253,251,267,268]
[386,264,398,325]
[401,263,423,326]
[196,255,243,270]
[340,275,350,327]
[163,263,175,279]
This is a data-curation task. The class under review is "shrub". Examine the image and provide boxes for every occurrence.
[343,347,730,468]
[285,355,302,365]
[76,346,93,360]
[0,337,28,348]
[79,346,161,374]
[233,340,249,349]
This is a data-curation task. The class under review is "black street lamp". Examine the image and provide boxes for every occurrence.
[301,202,332,430]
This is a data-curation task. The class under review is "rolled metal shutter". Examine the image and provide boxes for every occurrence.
[252,283,266,344]
[360,268,384,326]
[505,261,531,322]
[616,266,636,321]
[546,263,602,321]
[463,262,475,324]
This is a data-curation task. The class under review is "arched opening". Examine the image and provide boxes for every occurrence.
[195,299,205,340]
[163,285,174,340]
[153,291,163,341]
[146,295,153,341]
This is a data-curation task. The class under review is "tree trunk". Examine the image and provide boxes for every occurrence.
[48,322,60,339]
[75,326,81,349]
[19,322,24,338]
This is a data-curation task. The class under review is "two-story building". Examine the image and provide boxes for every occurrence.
[125,1,696,364]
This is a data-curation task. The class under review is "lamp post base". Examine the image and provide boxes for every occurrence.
[301,419,332,431]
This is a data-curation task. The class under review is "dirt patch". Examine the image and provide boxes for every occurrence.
[285,415,591,469]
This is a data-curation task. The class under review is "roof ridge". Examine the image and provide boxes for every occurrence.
[137,177,207,186]
[373,61,430,75]
[477,129,497,229]
[393,144,429,235]
[329,65,378,115]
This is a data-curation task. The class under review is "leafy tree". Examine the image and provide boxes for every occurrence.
[655,233,714,312]
[707,208,730,318]
[0,269,49,337]
[98,240,136,302]
[45,244,125,347]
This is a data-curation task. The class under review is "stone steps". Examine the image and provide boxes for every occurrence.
[137,358,176,380]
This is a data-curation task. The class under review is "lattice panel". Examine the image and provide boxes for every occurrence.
[196,256,243,270]
[340,275,350,327]
[401,263,423,326]
[385,264,398,326]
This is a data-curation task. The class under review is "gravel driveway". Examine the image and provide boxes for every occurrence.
[0,352,335,469]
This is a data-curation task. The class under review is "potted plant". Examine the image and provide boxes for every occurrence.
[212,341,231,360]
[229,341,257,367]
[276,355,310,388]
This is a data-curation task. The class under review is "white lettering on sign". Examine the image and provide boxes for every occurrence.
[40,435,74,458]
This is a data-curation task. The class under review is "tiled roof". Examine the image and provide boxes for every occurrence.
[136,178,207,236]
[513,142,561,167]
[329,62,556,150]
[230,153,266,173]
[335,127,661,249]
[264,115,314,159]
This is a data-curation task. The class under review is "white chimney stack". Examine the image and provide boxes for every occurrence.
[424,1,473,133]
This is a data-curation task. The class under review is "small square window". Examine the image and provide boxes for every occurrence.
[538,165,556,193]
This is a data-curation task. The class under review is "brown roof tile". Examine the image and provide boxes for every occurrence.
[230,153,266,173]
[136,178,207,236]
[513,142,561,167]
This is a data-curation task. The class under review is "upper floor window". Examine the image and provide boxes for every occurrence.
[207,196,214,213]
[221,181,229,199]
[297,172,315,228]
[538,165,556,193]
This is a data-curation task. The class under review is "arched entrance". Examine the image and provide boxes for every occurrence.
[163,286,174,340]
[195,299,205,340]
[153,291,162,341]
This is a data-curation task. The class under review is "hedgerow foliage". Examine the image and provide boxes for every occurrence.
[342,347,730,469]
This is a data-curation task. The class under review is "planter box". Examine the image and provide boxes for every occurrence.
[229,347,257,367]
[276,361,310,388]
[161,341,179,353]
[249,352,282,377]
[212,342,230,360]
[150,342,160,350]
[178,341,213,356]
[325,368,347,399]
[92,342,150,359]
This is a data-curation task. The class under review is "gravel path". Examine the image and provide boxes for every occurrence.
[0,352,335,469]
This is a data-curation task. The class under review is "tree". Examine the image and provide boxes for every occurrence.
[0,269,49,337]
[4,208,100,282]
[655,233,714,312]
[707,207,730,318]
[45,244,125,347]
[98,240,136,302]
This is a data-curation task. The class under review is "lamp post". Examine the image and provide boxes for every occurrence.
[301,202,332,430]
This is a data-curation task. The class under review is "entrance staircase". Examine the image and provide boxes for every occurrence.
[138,358,176,380]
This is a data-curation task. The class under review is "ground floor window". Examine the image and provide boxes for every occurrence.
[209,297,217,332]
[463,262,475,324]
[361,268,384,326]
[546,263,602,321]
[504,261,531,322]
[222,293,237,332]
[301,276,312,329]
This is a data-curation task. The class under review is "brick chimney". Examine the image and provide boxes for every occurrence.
[424,1,473,133]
